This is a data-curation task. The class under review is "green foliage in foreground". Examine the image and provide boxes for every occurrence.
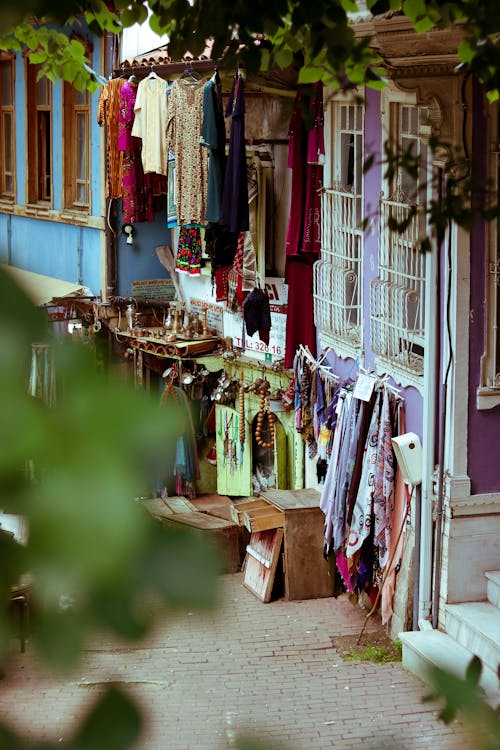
[424,656,500,750]
[0,269,498,748]
[1,0,500,102]
[0,267,221,746]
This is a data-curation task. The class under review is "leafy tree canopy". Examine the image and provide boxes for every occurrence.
[0,0,500,99]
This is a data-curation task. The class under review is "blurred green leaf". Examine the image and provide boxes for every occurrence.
[73,685,141,750]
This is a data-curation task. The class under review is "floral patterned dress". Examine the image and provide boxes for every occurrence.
[166,78,209,226]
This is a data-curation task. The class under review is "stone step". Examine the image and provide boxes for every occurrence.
[485,570,500,609]
[445,601,500,675]
[399,629,500,708]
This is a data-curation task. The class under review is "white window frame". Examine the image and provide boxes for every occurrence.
[371,87,431,389]
[314,94,364,359]
[477,102,500,409]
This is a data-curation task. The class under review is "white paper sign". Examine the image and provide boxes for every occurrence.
[353,373,376,402]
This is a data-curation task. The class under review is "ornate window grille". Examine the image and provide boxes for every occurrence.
[314,102,363,352]
[370,193,425,376]
[370,102,429,379]
[314,187,363,347]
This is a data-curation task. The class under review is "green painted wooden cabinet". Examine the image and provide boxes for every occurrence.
[215,402,302,497]
[215,405,252,496]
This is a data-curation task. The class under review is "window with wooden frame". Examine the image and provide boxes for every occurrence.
[313,99,364,356]
[63,82,90,211]
[370,96,430,381]
[26,62,52,204]
[0,55,15,201]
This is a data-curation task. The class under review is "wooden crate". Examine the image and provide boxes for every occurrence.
[141,496,197,519]
[162,512,241,574]
[141,495,242,573]
[259,489,335,601]
[229,498,270,525]
[242,505,284,533]
[243,529,284,602]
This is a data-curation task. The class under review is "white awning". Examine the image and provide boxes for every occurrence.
[1,265,85,306]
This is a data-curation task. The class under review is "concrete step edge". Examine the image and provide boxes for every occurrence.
[445,602,500,651]
[399,629,500,707]
[485,571,500,609]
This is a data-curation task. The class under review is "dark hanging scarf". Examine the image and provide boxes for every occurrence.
[220,73,249,234]
[243,287,271,345]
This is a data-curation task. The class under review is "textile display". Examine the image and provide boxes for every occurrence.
[132,75,169,175]
[283,82,325,367]
[167,149,177,227]
[118,80,167,224]
[220,73,249,234]
[200,74,226,223]
[243,287,271,345]
[97,77,125,199]
[292,347,407,619]
[159,384,200,498]
[176,226,203,276]
[166,77,209,225]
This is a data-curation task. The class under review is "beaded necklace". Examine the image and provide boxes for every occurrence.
[255,390,275,449]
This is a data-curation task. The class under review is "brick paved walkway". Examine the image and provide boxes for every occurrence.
[0,573,469,750]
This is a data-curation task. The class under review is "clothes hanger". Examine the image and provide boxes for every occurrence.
[180,60,202,83]
[146,65,161,80]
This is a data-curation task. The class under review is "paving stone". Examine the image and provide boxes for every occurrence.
[0,572,470,749]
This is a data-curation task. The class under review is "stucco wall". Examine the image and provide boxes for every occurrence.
[467,80,500,495]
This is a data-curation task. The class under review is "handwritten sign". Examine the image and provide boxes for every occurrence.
[190,298,224,336]
[131,278,175,301]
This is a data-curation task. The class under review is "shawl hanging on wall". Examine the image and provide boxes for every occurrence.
[220,73,249,234]
[283,82,325,368]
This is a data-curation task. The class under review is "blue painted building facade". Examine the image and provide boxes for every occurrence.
[0,26,105,296]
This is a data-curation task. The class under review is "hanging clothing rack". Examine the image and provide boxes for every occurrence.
[358,366,404,401]
[113,60,297,98]
[114,58,217,81]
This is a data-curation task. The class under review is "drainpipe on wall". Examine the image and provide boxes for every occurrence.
[105,200,117,300]
[77,226,83,286]
[419,235,439,628]
[412,483,421,629]
[103,29,118,300]
[432,210,454,629]
[7,214,12,265]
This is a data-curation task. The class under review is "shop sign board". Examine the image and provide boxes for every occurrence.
[131,278,175,301]
[224,277,288,361]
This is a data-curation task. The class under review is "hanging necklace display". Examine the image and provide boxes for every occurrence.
[238,372,246,466]
[255,388,275,449]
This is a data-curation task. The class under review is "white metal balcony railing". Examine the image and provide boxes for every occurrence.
[370,193,426,376]
[313,186,363,349]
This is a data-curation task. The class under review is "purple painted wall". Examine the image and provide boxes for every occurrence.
[318,88,423,438]
[467,80,500,495]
